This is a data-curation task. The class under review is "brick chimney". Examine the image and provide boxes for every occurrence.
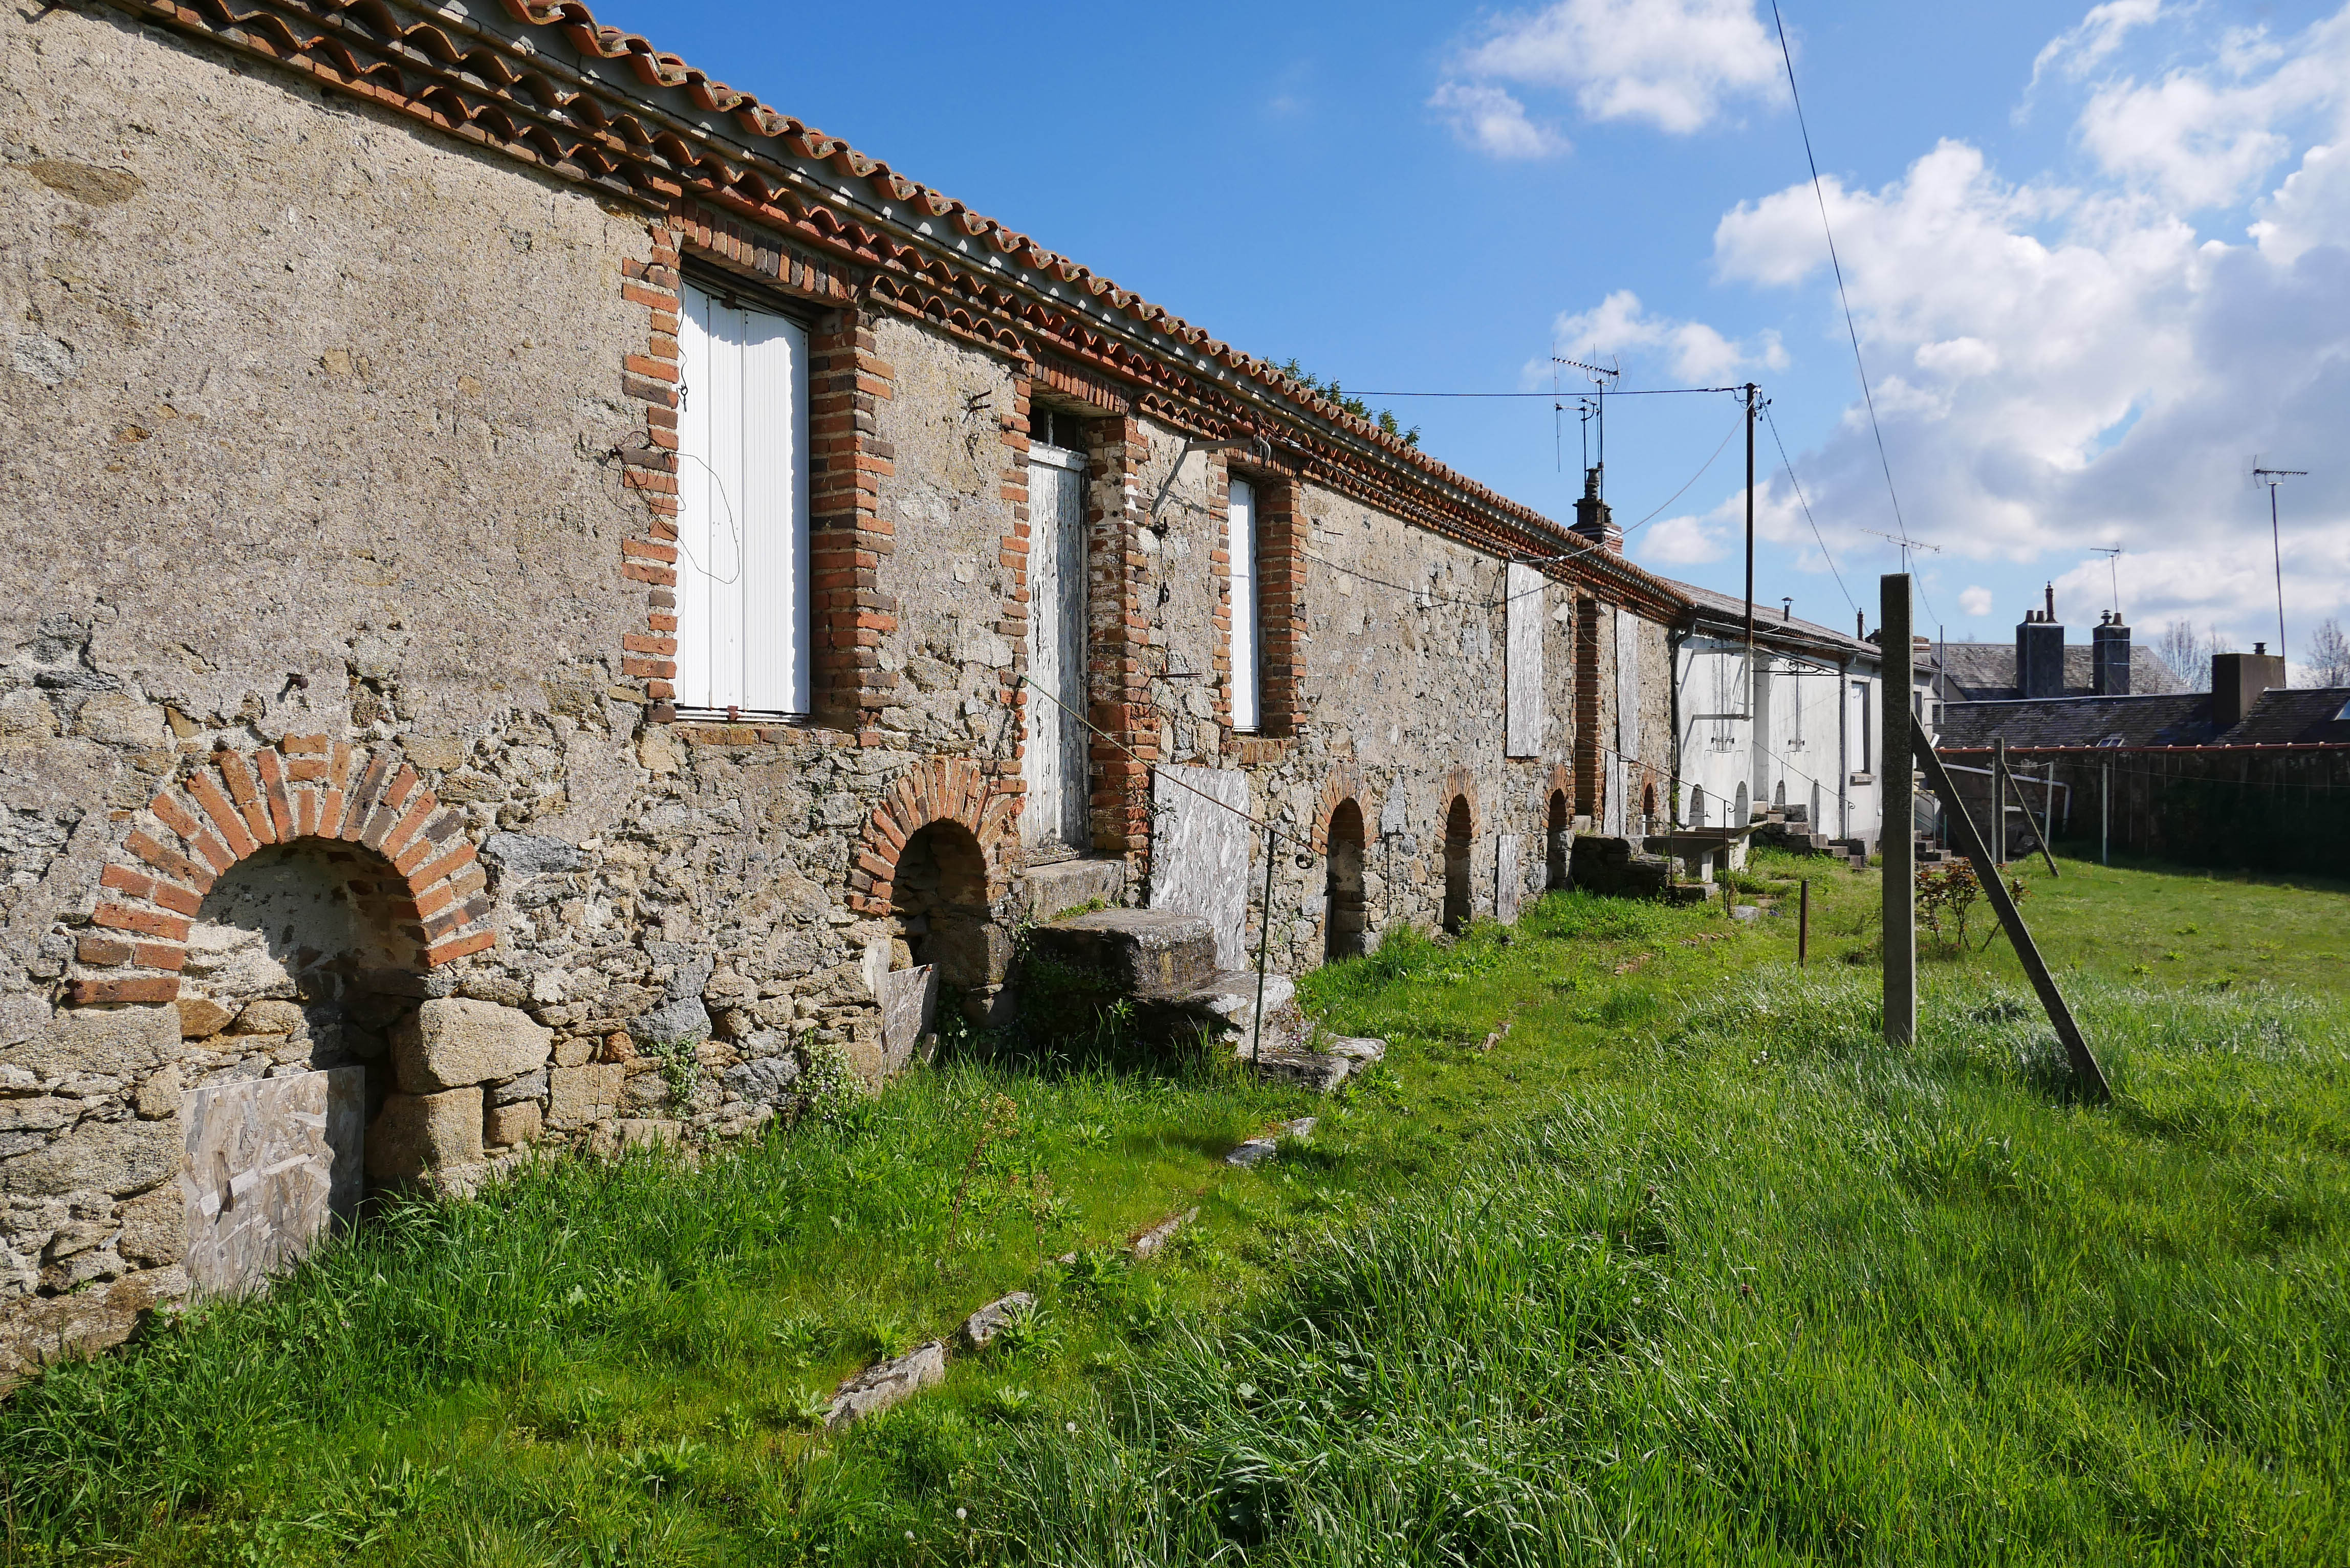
[2015,584,2064,699]
[2212,643,2287,727]
[1571,466,1621,554]
[2092,610,2131,695]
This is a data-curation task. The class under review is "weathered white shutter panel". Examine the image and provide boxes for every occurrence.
[675,282,809,714]
[1504,561,1542,756]
[1228,478,1260,732]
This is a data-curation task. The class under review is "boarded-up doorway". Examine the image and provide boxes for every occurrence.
[1023,433,1089,853]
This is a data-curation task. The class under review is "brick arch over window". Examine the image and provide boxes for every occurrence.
[1435,766,1478,838]
[1309,763,1367,854]
[68,738,489,1005]
[847,757,1021,916]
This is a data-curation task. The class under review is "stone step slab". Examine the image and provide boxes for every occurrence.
[1027,908,1220,998]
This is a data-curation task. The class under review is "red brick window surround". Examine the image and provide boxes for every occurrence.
[1218,471,1303,743]
[620,211,886,735]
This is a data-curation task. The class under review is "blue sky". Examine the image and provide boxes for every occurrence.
[597,0,2350,673]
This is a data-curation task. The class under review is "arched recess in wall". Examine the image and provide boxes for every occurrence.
[1642,782,1658,831]
[849,757,1020,1010]
[1546,790,1570,890]
[1734,782,1750,826]
[71,738,492,1009]
[1691,787,1708,827]
[1442,796,1473,934]
[1324,799,1367,961]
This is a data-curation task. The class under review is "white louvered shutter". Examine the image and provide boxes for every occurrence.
[1229,478,1260,732]
[676,282,810,715]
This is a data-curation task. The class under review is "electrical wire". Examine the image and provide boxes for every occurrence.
[1761,403,1856,616]
[1621,408,1746,538]
[1769,3,1919,563]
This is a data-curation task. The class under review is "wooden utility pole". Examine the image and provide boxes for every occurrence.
[1798,878,1810,966]
[1881,574,1915,1046]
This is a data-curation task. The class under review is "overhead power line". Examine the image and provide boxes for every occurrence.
[1769,2,1919,567]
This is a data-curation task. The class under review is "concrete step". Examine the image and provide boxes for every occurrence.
[1017,857,1127,922]
[1026,908,1219,999]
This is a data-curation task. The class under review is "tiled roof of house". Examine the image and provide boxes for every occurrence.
[1934,641,2185,701]
[99,0,1692,620]
[1664,579,1876,660]
[1937,687,2350,749]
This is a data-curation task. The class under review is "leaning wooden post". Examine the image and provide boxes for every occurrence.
[1798,878,1810,966]
[1913,721,2112,1102]
[1881,574,1916,1047]
[1997,752,2061,879]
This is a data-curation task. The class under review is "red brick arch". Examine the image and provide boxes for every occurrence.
[1309,763,1366,854]
[68,737,491,1006]
[847,757,1021,916]
[1435,766,1478,840]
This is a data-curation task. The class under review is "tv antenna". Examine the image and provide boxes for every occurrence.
[2250,458,2307,660]
[1554,355,1619,495]
[2093,547,2123,616]
[1859,525,1941,575]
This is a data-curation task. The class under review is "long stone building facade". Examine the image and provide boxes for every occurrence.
[0,0,1778,1376]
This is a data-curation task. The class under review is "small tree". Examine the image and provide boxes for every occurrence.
[2153,620,2215,689]
[2307,617,2350,688]
[1917,860,2030,955]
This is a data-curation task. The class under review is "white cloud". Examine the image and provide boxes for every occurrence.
[1427,81,1568,159]
[1552,289,1787,383]
[2030,1,2166,89]
[1704,7,2350,644]
[1961,586,1995,616]
[1642,513,1729,564]
[1435,0,1780,155]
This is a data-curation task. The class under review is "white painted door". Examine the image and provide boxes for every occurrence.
[1024,443,1089,851]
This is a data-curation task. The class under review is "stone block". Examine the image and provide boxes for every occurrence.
[491,1067,548,1105]
[956,1291,1036,1351]
[134,1064,184,1120]
[116,1185,187,1267]
[484,1099,541,1148]
[724,1053,801,1105]
[1,1115,181,1198]
[1146,765,1253,969]
[0,1265,188,1394]
[366,1087,484,1180]
[1018,857,1126,921]
[180,1067,362,1298]
[175,998,232,1039]
[1027,909,1219,999]
[11,1005,177,1082]
[615,1119,681,1150]
[553,1035,596,1068]
[877,964,937,1078]
[826,1341,946,1428]
[546,1063,623,1128]
[482,832,587,878]
[391,998,552,1093]
[627,995,710,1048]
[0,1098,75,1135]
[231,999,306,1035]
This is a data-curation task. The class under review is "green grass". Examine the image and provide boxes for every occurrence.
[2,857,2344,1563]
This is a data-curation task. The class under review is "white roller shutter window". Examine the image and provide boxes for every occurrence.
[1229,478,1260,732]
[675,281,811,715]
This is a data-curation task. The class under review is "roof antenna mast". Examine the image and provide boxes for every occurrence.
[2093,547,2122,617]
[2250,458,2307,662]
[1554,355,1619,496]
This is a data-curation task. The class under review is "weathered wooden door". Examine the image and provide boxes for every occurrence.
[1024,442,1089,851]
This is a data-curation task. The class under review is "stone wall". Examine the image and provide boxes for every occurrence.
[0,0,1696,1379]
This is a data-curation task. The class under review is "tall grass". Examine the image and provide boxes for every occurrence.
[934,976,2350,1564]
